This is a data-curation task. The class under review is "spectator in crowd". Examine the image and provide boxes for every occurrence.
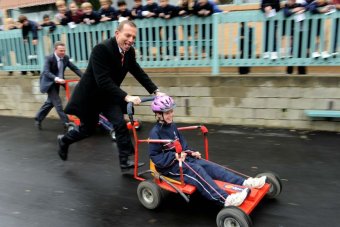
[41,14,56,32]
[332,0,340,56]
[131,0,144,19]
[141,0,159,59]
[117,0,132,20]
[284,0,307,74]
[158,0,179,58]
[308,0,334,58]
[193,0,213,57]
[178,0,194,16]
[55,0,67,25]
[61,1,84,26]
[18,15,40,75]
[209,0,223,13]
[81,2,100,25]
[260,0,281,60]
[35,41,83,130]
[98,0,117,22]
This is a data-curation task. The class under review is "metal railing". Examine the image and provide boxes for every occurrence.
[0,10,339,75]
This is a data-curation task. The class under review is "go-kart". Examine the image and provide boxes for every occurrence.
[126,97,282,227]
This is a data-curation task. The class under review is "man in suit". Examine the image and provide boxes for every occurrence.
[35,41,83,129]
[57,20,165,171]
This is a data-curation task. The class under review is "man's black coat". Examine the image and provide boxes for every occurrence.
[65,37,158,120]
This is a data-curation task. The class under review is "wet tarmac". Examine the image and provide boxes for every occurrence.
[0,116,339,227]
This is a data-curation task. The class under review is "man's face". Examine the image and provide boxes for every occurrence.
[55,45,66,58]
[115,24,137,52]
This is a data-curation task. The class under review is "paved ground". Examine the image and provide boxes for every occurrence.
[0,116,339,227]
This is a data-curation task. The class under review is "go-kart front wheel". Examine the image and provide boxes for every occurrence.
[256,172,282,199]
[216,206,252,227]
[137,180,162,210]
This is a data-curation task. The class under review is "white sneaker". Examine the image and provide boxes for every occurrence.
[263,52,270,59]
[321,51,330,59]
[270,52,278,60]
[243,176,267,189]
[312,52,321,58]
[224,188,249,207]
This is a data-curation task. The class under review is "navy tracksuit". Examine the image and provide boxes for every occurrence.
[149,122,245,206]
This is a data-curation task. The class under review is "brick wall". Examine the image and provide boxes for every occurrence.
[1,73,340,131]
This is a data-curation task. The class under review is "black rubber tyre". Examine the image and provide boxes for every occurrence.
[216,206,252,227]
[256,172,282,199]
[110,130,116,141]
[137,180,162,210]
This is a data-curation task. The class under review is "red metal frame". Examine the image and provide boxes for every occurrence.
[64,79,81,126]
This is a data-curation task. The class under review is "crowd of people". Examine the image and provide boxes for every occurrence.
[0,0,339,75]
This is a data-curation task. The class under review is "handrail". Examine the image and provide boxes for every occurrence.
[0,11,339,74]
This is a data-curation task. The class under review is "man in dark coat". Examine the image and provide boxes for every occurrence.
[57,20,165,171]
[35,41,83,129]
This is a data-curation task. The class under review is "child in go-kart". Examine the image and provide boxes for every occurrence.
[148,96,267,207]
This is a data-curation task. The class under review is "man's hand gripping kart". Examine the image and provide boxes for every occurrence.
[127,97,282,227]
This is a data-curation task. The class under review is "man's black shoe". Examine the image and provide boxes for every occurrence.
[120,160,145,171]
[34,119,42,130]
[57,135,69,161]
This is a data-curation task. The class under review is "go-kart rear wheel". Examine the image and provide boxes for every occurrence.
[110,130,116,141]
[216,206,252,227]
[256,172,282,199]
[137,180,162,210]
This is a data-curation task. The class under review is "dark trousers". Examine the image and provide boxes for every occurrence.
[264,20,278,52]
[165,157,245,206]
[164,26,177,56]
[333,18,339,53]
[287,30,306,75]
[35,85,69,124]
[62,104,134,162]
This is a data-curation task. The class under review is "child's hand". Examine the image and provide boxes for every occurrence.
[191,151,201,159]
[176,152,187,162]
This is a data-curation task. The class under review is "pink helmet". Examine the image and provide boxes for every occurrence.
[151,96,176,113]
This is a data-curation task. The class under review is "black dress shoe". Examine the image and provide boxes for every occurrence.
[120,160,145,170]
[57,135,69,161]
[35,120,42,130]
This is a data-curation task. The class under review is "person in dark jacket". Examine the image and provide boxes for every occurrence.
[149,96,267,207]
[158,0,179,58]
[81,2,100,25]
[117,0,132,20]
[41,14,56,32]
[260,0,281,60]
[18,15,39,45]
[192,0,214,57]
[35,41,83,130]
[57,20,166,171]
[61,1,83,25]
[283,0,307,74]
[98,0,118,22]
[131,0,144,19]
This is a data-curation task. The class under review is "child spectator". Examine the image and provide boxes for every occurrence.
[18,15,40,45]
[158,0,179,58]
[41,14,56,32]
[260,0,281,60]
[81,2,100,25]
[178,0,194,17]
[284,0,307,74]
[148,96,267,207]
[193,0,213,57]
[55,0,67,25]
[308,0,334,58]
[131,0,144,19]
[98,0,117,22]
[141,0,159,59]
[117,0,132,21]
[61,1,83,26]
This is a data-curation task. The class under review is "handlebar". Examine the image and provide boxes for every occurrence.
[127,96,155,123]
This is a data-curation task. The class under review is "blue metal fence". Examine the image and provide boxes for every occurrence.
[0,10,339,75]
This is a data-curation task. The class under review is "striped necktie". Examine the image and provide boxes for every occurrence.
[121,52,125,66]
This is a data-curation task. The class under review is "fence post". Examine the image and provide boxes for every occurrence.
[212,13,219,75]
[37,30,45,72]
